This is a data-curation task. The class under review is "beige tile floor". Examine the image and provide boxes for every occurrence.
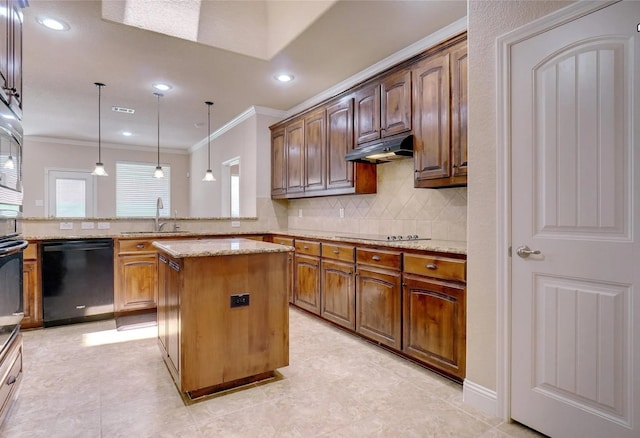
[0,307,545,437]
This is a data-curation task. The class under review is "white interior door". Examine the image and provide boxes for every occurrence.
[47,170,96,218]
[510,2,638,437]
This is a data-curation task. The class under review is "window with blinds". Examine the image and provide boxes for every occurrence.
[116,162,170,217]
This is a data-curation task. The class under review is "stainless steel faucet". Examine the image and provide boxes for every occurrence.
[155,197,166,232]
[172,210,180,232]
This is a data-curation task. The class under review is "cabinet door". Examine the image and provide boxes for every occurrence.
[412,51,451,184]
[285,119,305,194]
[166,258,181,376]
[294,253,321,315]
[326,97,354,190]
[271,128,286,197]
[272,237,294,304]
[21,260,42,329]
[116,254,158,312]
[321,259,355,330]
[304,109,326,192]
[0,0,9,103]
[355,266,402,349]
[354,83,380,145]
[402,274,466,379]
[450,41,468,179]
[7,1,20,115]
[381,69,412,138]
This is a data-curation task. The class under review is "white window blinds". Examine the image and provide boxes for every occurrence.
[116,162,170,217]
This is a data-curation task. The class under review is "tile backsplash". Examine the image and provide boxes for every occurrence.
[287,159,467,241]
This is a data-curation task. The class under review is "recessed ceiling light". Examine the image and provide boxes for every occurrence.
[152,83,172,92]
[37,16,69,31]
[122,131,133,137]
[275,74,294,83]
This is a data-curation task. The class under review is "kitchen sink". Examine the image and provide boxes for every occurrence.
[120,231,193,235]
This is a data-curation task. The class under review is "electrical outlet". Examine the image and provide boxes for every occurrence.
[97,222,110,229]
[231,221,240,227]
[59,222,73,230]
[81,222,95,229]
[230,293,250,308]
[339,208,344,218]
[298,209,303,218]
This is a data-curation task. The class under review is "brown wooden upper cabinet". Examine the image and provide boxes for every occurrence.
[0,0,23,119]
[304,108,326,193]
[285,118,305,194]
[354,68,412,146]
[413,38,467,188]
[270,127,286,197]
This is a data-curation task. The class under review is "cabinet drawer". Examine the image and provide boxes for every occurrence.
[24,242,37,260]
[403,253,466,282]
[356,248,401,270]
[118,239,156,254]
[272,236,294,247]
[295,240,321,256]
[322,243,355,263]
[0,335,22,420]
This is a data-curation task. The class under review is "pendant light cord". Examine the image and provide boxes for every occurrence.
[155,93,162,167]
[206,101,213,169]
[95,82,105,162]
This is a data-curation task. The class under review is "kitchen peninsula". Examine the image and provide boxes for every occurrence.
[152,238,292,399]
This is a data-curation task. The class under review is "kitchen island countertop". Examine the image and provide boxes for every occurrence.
[152,238,293,258]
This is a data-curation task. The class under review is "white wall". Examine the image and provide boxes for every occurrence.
[466,0,572,392]
[189,109,282,217]
[22,138,190,218]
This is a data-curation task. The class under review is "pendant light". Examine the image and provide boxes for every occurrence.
[91,82,108,176]
[202,101,215,182]
[3,141,14,169]
[153,92,164,178]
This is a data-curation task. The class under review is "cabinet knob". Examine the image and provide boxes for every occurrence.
[426,263,437,270]
[402,282,407,287]
[332,249,340,254]
[5,375,16,385]
[303,245,309,249]
[372,255,381,261]
[136,244,145,249]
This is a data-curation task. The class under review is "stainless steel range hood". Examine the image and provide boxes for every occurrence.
[345,135,413,164]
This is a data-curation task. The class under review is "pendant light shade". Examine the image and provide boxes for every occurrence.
[91,82,108,176]
[202,101,215,182]
[153,92,164,178]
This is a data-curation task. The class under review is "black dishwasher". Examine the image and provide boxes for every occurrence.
[41,239,114,327]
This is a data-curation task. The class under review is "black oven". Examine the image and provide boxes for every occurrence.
[0,212,26,351]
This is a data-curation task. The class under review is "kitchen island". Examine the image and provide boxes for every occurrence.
[152,238,292,399]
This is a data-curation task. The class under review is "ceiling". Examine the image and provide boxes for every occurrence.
[22,0,466,153]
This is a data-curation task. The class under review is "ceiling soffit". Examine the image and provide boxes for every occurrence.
[101,0,336,60]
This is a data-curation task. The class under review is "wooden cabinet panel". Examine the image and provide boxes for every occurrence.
[451,41,468,179]
[413,52,451,182]
[295,239,321,256]
[286,119,304,194]
[381,68,412,137]
[118,239,156,253]
[0,1,23,118]
[21,260,41,329]
[273,237,295,304]
[321,259,355,330]
[402,274,466,379]
[157,255,168,350]
[354,83,380,144]
[166,257,181,376]
[356,247,402,270]
[116,254,158,312]
[23,242,36,260]
[294,253,321,315]
[321,243,355,263]
[271,128,286,197]
[355,265,402,349]
[304,109,326,192]
[326,97,355,190]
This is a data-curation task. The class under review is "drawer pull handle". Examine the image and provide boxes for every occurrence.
[332,249,340,254]
[136,244,145,249]
[372,255,381,261]
[6,375,16,385]
[426,263,437,270]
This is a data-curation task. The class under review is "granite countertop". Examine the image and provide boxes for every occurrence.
[270,230,467,255]
[153,238,294,258]
[23,231,270,241]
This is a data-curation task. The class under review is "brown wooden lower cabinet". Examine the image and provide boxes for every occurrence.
[320,259,355,330]
[116,254,158,313]
[355,265,402,350]
[294,253,321,315]
[402,274,466,379]
[21,260,42,329]
[272,237,295,304]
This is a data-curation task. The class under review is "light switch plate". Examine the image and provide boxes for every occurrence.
[59,222,73,230]
[231,221,240,228]
[97,222,110,229]
[81,222,95,229]
[339,208,344,218]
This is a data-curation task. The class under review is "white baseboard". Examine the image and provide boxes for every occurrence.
[463,379,498,418]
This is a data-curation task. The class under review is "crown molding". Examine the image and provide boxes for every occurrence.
[284,17,467,118]
[25,136,189,155]
[189,105,286,153]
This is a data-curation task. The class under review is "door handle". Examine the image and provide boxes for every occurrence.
[516,245,541,259]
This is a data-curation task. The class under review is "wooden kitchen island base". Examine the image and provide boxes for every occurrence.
[154,239,292,398]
